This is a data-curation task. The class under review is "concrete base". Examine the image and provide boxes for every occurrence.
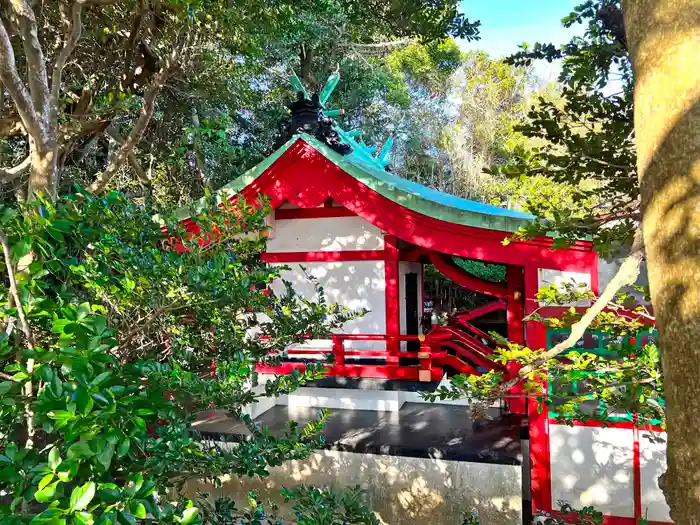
[240,375,491,419]
[187,449,522,525]
[285,387,405,412]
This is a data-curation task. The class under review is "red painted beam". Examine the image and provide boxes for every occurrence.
[261,250,385,263]
[452,300,506,323]
[275,207,355,219]
[428,252,508,298]
[434,354,482,376]
[255,363,443,381]
[439,340,504,374]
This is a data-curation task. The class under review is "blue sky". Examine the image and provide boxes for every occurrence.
[459,0,585,81]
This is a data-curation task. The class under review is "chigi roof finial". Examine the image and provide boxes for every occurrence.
[276,67,394,171]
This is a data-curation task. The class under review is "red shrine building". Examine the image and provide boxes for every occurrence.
[191,75,670,525]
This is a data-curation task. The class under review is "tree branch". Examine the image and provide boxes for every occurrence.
[10,0,50,123]
[48,1,84,129]
[0,230,36,348]
[0,228,36,448]
[105,126,150,186]
[581,153,632,170]
[0,20,44,142]
[0,155,31,183]
[499,229,645,394]
[87,66,170,194]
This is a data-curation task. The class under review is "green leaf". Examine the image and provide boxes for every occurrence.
[77,302,92,320]
[35,480,59,503]
[56,459,78,482]
[117,438,130,458]
[74,386,94,415]
[123,472,143,498]
[132,417,146,433]
[106,428,121,444]
[11,237,32,261]
[70,482,96,511]
[38,473,55,491]
[30,508,64,524]
[67,441,94,459]
[91,371,112,387]
[11,371,29,381]
[75,511,95,525]
[51,318,72,334]
[0,466,20,483]
[48,447,61,470]
[98,484,122,503]
[0,207,17,225]
[97,442,115,470]
[0,381,14,395]
[5,443,18,460]
[51,219,73,232]
[134,408,155,416]
[180,507,198,525]
[117,512,136,525]
[95,511,116,525]
[130,502,147,519]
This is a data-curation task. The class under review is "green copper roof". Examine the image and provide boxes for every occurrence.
[208,133,533,233]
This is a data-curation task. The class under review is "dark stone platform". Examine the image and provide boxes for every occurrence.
[194,403,525,465]
[301,377,441,391]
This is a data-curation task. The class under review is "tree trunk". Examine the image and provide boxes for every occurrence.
[623,1,700,523]
[299,44,316,87]
[27,139,58,199]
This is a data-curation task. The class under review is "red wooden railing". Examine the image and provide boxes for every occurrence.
[257,328,507,382]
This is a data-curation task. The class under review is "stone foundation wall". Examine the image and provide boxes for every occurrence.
[187,449,522,525]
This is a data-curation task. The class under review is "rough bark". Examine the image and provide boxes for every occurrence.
[623,1,700,523]
[0,21,45,143]
[49,2,84,129]
[27,139,58,199]
[299,44,316,86]
[10,0,50,122]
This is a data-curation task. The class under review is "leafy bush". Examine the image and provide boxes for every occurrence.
[0,192,360,523]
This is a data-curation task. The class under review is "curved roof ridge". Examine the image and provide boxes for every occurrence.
[170,134,533,233]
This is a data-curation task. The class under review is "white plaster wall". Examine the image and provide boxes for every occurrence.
[549,424,634,517]
[271,261,386,350]
[640,431,672,522]
[599,259,650,305]
[267,216,384,252]
[538,269,593,306]
[187,450,522,525]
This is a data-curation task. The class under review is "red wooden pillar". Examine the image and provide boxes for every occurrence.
[332,335,345,367]
[528,320,552,514]
[506,265,526,414]
[418,334,432,382]
[384,235,400,360]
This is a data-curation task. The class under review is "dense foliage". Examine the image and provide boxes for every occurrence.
[0,0,478,205]
[427,2,663,434]
[0,192,368,523]
[498,0,636,256]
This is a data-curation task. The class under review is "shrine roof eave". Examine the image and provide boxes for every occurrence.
[162,134,535,234]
